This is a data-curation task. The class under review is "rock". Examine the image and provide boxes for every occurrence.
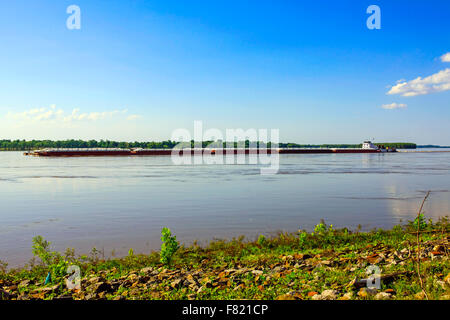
[273,266,283,273]
[224,269,237,275]
[374,292,391,300]
[276,293,296,300]
[32,284,59,293]
[92,282,112,293]
[128,273,139,281]
[358,287,377,298]
[171,279,182,289]
[414,291,426,300]
[436,280,446,290]
[17,293,30,300]
[18,280,31,288]
[0,288,11,300]
[444,273,450,286]
[97,292,106,299]
[88,276,101,284]
[366,254,382,264]
[85,293,96,300]
[140,267,153,274]
[339,292,354,300]
[320,289,338,300]
[233,284,245,291]
[431,251,443,259]
[55,294,73,300]
[183,280,192,287]
[129,288,140,296]
[30,292,46,299]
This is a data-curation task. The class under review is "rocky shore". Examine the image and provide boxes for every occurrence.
[1,220,449,300]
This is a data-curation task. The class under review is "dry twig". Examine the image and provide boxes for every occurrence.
[415,191,430,300]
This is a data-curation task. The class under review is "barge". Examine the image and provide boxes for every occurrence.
[24,141,396,157]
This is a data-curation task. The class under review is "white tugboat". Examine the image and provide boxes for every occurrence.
[362,141,395,152]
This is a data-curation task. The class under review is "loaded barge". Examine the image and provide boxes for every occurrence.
[24,141,396,157]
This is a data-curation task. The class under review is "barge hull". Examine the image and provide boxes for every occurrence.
[26,148,383,157]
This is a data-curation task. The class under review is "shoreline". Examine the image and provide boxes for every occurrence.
[1,218,449,300]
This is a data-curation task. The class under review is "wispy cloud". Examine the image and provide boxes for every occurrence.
[381,103,407,110]
[441,52,450,62]
[126,114,141,121]
[63,108,127,122]
[387,68,450,97]
[6,105,138,125]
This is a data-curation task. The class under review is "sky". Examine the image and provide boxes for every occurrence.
[0,0,449,144]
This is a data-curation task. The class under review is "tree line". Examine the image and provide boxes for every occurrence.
[0,139,417,151]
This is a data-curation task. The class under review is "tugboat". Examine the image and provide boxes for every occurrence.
[362,141,396,152]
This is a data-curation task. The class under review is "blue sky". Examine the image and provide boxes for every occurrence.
[0,0,449,144]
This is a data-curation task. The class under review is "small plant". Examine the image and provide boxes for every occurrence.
[32,235,70,281]
[160,227,179,266]
[312,220,333,235]
[89,247,101,263]
[313,222,326,235]
[32,235,54,266]
[342,228,349,236]
[128,248,134,256]
[0,259,8,275]
[257,235,266,246]
[298,231,307,246]
[413,213,428,230]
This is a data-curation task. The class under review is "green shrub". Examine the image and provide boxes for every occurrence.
[160,228,179,266]
[312,221,333,235]
[257,235,266,246]
[298,231,307,246]
[412,214,428,230]
[31,235,70,280]
[0,260,8,275]
[32,235,54,266]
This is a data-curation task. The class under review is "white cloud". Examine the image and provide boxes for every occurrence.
[6,106,137,125]
[126,114,141,121]
[63,109,126,122]
[387,68,450,97]
[381,103,407,110]
[441,52,450,62]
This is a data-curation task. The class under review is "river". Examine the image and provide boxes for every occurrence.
[0,150,449,267]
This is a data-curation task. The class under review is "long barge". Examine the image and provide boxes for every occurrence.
[24,141,396,157]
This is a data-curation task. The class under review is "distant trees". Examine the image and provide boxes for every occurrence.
[0,139,417,151]
[374,143,416,149]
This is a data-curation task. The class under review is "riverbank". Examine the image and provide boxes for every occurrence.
[1,218,449,300]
